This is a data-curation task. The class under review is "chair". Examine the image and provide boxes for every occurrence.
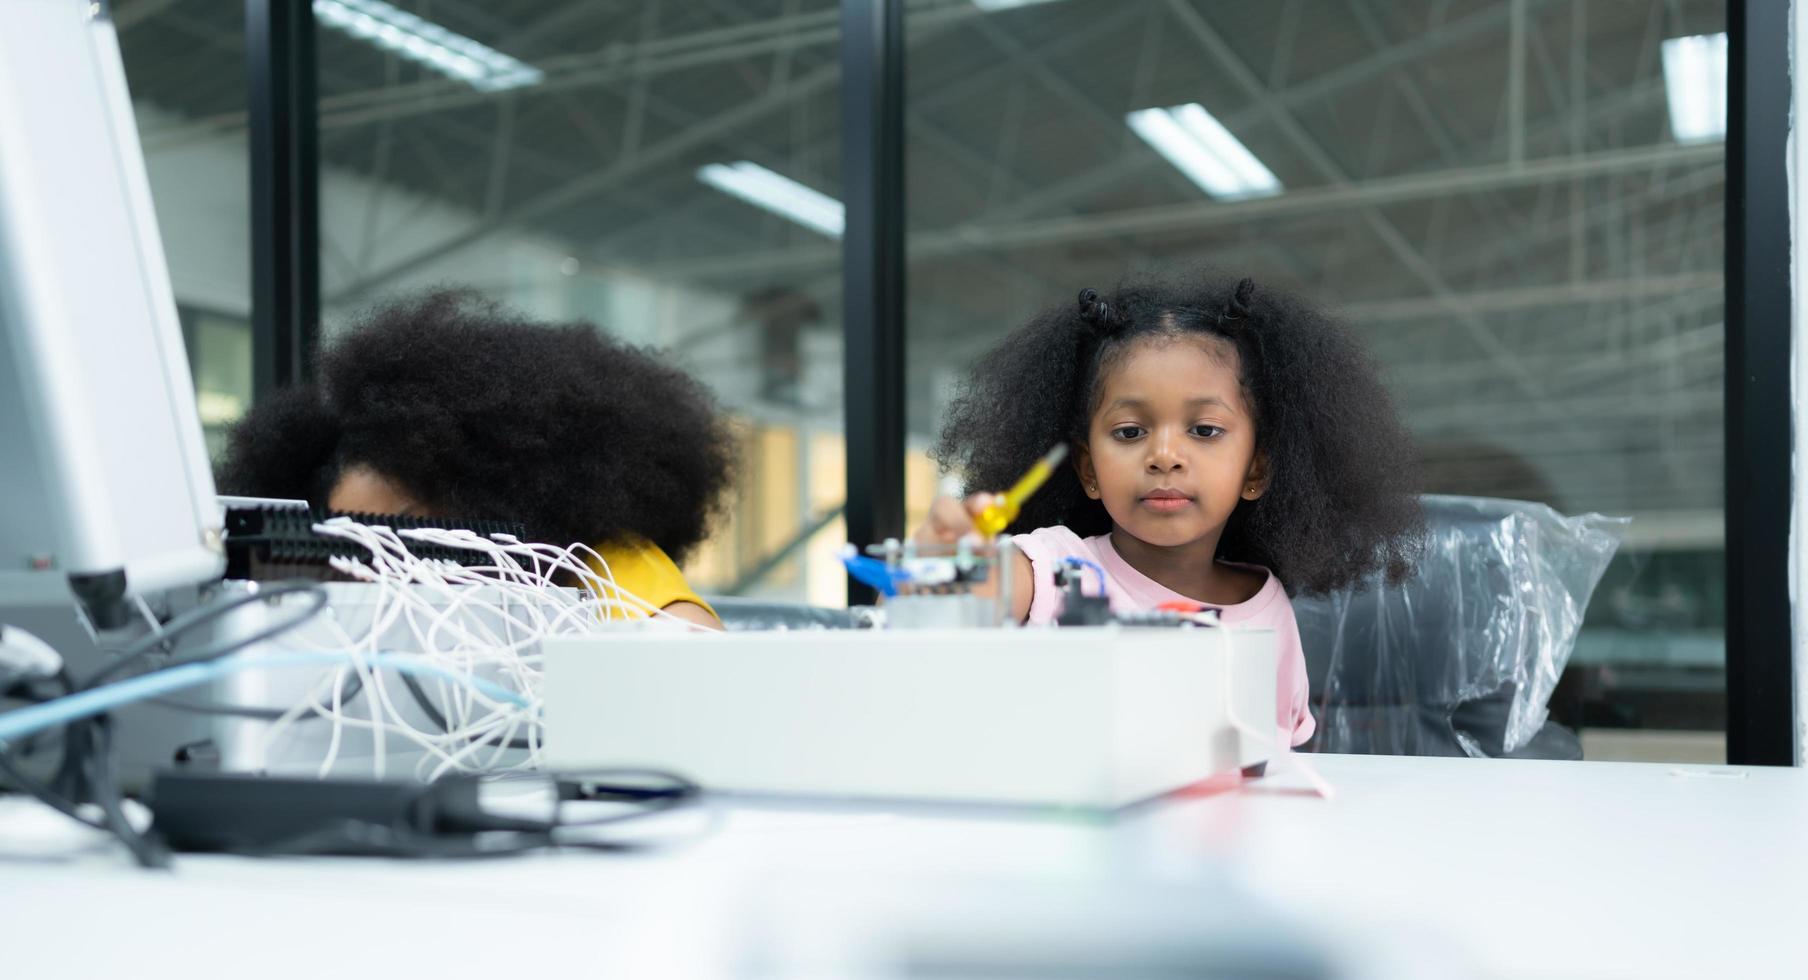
[1293,495,1624,759]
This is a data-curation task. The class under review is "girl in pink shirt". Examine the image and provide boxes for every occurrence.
[920,274,1424,746]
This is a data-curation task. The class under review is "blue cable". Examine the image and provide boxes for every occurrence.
[1062,556,1108,597]
[0,651,530,746]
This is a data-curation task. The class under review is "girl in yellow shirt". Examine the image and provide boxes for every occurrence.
[216,289,731,628]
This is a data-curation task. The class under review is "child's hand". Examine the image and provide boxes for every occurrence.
[913,490,1035,624]
[915,492,1000,547]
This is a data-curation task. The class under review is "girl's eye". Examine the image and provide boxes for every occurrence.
[1111,425,1145,441]
[1191,425,1225,439]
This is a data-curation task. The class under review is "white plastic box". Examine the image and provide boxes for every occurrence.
[542,625,1278,809]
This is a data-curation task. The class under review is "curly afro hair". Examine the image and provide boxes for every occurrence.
[217,289,735,561]
[932,271,1423,596]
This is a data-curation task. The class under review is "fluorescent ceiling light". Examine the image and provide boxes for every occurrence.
[314,0,543,93]
[1127,103,1281,200]
[972,0,1066,10]
[697,162,845,238]
[1661,32,1727,144]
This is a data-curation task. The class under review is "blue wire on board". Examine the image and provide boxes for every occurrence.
[1062,556,1108,597]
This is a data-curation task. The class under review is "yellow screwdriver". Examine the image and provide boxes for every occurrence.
[972,444,1069,537]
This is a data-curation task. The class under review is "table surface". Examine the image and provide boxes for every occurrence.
[4,753,1805,979]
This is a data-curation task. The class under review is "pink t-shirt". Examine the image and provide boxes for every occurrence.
[1013,525,1316,747]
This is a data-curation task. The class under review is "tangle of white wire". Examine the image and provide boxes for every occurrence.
[249,518,717,782]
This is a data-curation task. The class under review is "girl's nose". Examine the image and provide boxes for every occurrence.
[1146,429,1184,471]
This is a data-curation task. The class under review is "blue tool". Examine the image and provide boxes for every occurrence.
[840,548,908,598]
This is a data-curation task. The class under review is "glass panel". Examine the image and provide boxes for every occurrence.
[114,0,252,458]
[181,307,253,460]
[907,0,1726,760]
[314,1,844,603]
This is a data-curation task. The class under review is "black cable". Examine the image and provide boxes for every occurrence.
[551,768,701,827]
[34,669,90,806]
[2,583,327,868]
[70,586,330,867]
[559,769,700,801]
[466,770,703,842]
[1,669,165,865]
[142,698,295,720]
[82,718,169,869]
[241,771,704,858]
[542,770,709,854]
[398,672,536,751]
[452,772,700,836]
[147,671,365,721]
[0,750,106,830]
[85,580,329,690]
[8,585,697,866]
[0,695,65,767]
[242,820,599,859]
[1,674,71,790]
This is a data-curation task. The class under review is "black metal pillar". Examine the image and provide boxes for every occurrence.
[840,0,907,605]
[247,0,319,401]
[1725,0,1795,765]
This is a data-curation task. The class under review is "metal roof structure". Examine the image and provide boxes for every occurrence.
[115,0,1726,526]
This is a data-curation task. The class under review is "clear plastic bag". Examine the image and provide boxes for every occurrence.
[1293,495,1626,758]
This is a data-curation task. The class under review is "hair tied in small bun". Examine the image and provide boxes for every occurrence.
[1076,287,1120,334]
[1222,277,1257,322]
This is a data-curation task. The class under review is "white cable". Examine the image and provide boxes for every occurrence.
[318,664,350,777]
[230,518,700,780]
[486,536,719,633]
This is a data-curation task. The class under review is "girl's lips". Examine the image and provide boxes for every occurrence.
[1140,491,1194,512]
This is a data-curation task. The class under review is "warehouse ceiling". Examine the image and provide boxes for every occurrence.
[114,0,1727,522]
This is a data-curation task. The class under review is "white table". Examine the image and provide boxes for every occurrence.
[3,754,1804,979]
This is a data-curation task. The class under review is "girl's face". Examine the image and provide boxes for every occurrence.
[328,465,432,517]
[1074,335,1266,550]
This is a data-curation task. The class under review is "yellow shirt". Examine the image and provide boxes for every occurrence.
[581,535,714,620]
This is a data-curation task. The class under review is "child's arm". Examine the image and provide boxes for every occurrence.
[661,600,724,630]
[913,493,1035,624]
